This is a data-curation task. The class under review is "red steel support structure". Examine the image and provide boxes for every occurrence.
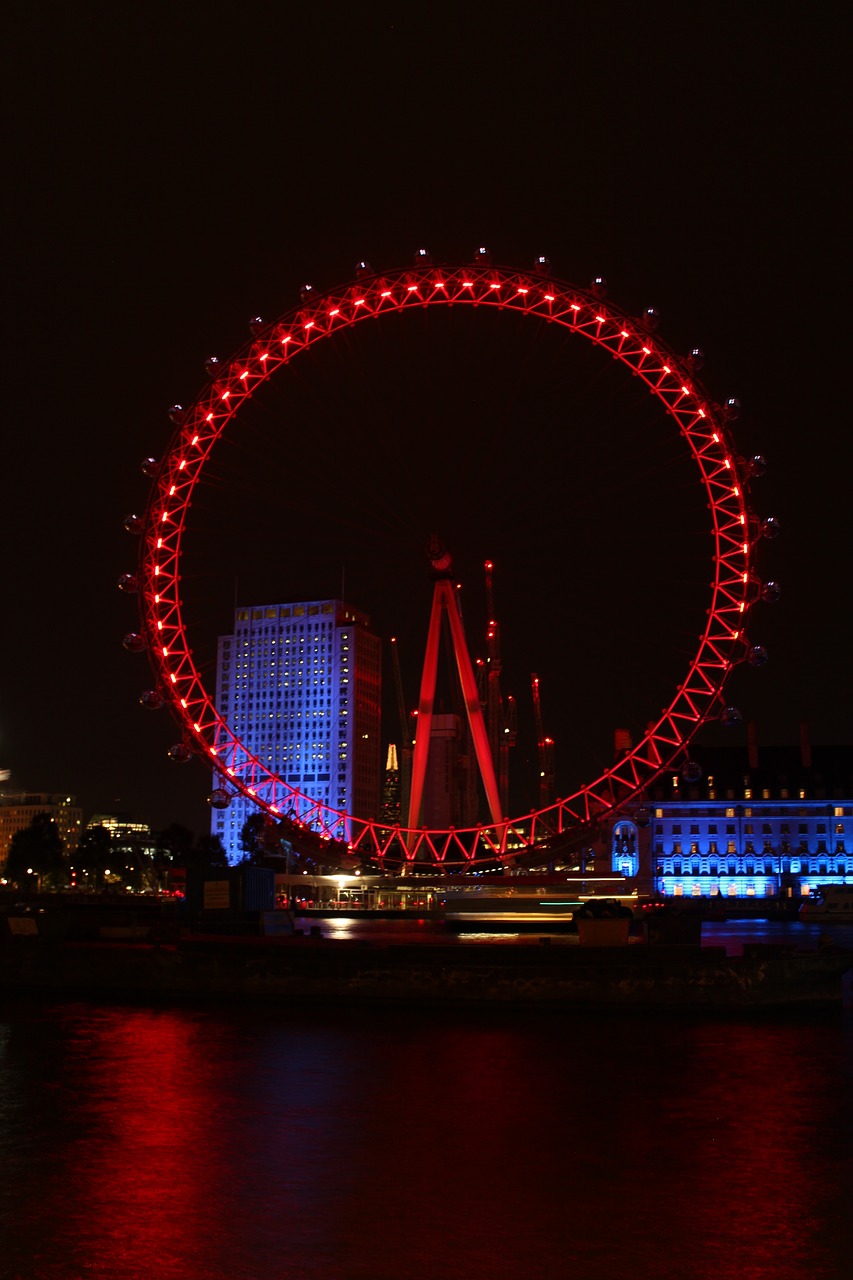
[407,542,503,834]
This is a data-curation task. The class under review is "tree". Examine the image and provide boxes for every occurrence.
[75,824,113,886]
[155,823,195,864]
[188,833,229,871]
[5,813,66,889]
[239,814,266,864]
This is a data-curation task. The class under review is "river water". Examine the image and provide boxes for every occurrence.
[2,921,852,1280]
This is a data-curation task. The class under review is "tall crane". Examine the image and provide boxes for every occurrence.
[531,673,556,808]
[389,636,413,824]
[484,560,517,816]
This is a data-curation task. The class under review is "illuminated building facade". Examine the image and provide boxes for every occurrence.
[0,793,82,870]
[608,744,853,899]
[211,599,381,862]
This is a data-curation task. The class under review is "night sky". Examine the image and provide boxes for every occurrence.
[4,3,849,836]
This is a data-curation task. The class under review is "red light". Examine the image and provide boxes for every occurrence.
[544,294,555,301]
[281,335,292,343]
[239,371,249,381]
[354,298,365,306]
[304,322,314,330]
[221,391,230,400]
[517,287,529,295]
[329,308,340,316]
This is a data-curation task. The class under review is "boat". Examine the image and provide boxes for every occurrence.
[798,884,853,922]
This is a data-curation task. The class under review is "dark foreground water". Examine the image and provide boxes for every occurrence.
[2,924,852,1280]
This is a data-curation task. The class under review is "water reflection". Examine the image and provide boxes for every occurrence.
[4,921,848,1277]
[2,994,851,1279]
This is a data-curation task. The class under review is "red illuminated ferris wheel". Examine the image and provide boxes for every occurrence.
[122,252,777,870]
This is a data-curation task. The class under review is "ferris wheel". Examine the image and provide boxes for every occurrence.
[120,252,778,871]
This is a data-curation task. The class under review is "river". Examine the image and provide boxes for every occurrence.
[2,920,851,1280]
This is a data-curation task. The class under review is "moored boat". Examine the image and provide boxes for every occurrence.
[798,884,853,922]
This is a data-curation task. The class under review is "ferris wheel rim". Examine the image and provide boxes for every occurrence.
[134,260,760,868]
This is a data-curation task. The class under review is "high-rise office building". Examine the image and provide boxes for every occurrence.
[211,598,381,862]
[0,793,82,871]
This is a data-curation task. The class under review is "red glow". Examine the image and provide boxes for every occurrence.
[136,259,755,869]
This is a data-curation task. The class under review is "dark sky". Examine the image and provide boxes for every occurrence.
[3,3,849,835]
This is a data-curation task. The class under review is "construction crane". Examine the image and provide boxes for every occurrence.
[389,637,413,825]
[484,560,517,815]
[531,673,556,808]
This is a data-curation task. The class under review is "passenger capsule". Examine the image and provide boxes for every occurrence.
[747,644,769,667]
[748,454,768,478]
[123,514,143,535]
[168,743,193,764]
[642,307,659,331]
[122,632,146,653]
[724,397,741,420]
[248,316,265,335]
[681,760,703,783]
[168,404,185,425]
[414,248,431,265]
[761,516,781,539]
[208,788,231,810]
[761,580,782,604]
[473,246,492,264]
[139,689,164,710]
[204,356,221,378]
[687,347,704,370]
[534,255,551,276]
[721,705,743,727]
[117,572,138,593]
[354,260,373,278]
[591,275,607,298]
[140,457,159,478]
[299,284,315,303]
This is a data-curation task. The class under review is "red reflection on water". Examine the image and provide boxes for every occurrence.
[60,1008,228,1275]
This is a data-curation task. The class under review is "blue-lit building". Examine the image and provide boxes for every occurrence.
[211,598,382,863]
[607,743,853,901]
